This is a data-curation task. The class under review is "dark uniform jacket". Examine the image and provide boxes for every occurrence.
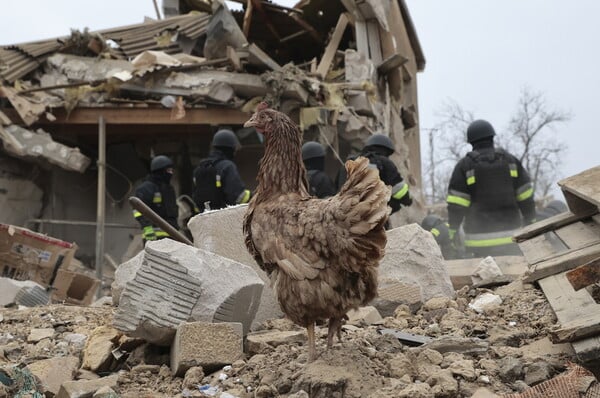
[446,146,536,250]
[133,174,178,239]
[194,150,251,212]
[338,151,411,214]
[306,169,336,199]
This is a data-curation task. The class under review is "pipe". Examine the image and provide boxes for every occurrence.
[128,196,193,246]
[95,116,106,297]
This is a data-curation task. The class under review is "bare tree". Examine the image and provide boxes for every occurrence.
[422,88,570,205]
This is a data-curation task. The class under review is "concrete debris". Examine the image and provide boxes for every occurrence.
[56,374,119,398]
[0,277,48,307]
[111,250,144,306]
[471,256,504,284]
[170,321,243,376]
[27,327,55,343]
[246,330,307,356]
[113,238,263,345]
[468,293,503,314]
[203,1,248,60]
[188,205,283,330]
[347,306,382,326]
[26,356,79,397]
[45,53,134,84]
[372,281,423,316]
[81,326,122,373]
[379,223,455,302]
[0,124,90,172]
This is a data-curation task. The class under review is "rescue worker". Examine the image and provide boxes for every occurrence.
[337,134,412,217]
[446,119,536,257]
[420,214,460,259]
[133,155,179,242]
[302,141,336,199]
[192,129,251,213]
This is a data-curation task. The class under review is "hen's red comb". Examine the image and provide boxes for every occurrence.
[257,101,269,111]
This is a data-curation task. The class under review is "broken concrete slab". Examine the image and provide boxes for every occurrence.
[347,306,382,326]
[0,278,49,307]
[111,250,144,306]
[113,238,263,345]
[0,124,91,173]
[188,205,283,330]
[26,356,79,397]
[422,336,489,356]
[45,53,134,83]
[203,1,248,60]
[81,326,122,373]
[379,224,455,302]
[246,330,306,356]
[56,374,119,398]
[372,281,423,316]
[170,321,243,376]
[27,328,55,343]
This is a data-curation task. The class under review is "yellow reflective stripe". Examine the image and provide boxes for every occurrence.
[133,210,142,218]
[510,169,518,178]
[216,175,222,188]
[238,189,251,204]
[431,228,440,237]
[447,195,471,207]
[465,236,514,247]
[153,197,162,203]
[392,182,409,200]
[466,176,476,185]
[155,230,169,237]
[516,187,534,201]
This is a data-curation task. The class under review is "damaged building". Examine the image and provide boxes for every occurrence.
[0,0,425,278]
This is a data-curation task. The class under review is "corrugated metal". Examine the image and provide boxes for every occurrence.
[0,13,209,83]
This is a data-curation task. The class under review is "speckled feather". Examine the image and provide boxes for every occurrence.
[243,103,391,327]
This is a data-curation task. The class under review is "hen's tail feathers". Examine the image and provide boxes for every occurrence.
[335,157,391,270]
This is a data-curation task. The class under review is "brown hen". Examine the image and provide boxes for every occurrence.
[243,102,391,361]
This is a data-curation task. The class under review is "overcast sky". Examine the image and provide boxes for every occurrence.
[1,1,597,189]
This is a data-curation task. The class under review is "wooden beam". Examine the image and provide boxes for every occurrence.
[550,315,600,344]
[524,242,600,283]
[377,53,409,75]
[288,13,322,44]
[514,210,598,243]
[247,43,282,71]
[559,166,600,210]
[243,0,253,38]
[4,107,251,126]
[316,13,350,79]
[566,257,600,291]
[250,0,281,40]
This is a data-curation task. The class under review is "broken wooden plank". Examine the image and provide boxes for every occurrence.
[519,231,568,265]
[524,242,600,283]
[550,313,600,343]
[563,189,599,217]
[243,0,253,38]
[377,53,409,75]
[514,210,598,243]
[444,256,528,290]
[555,220,600,249]
[340,0,364,21]
[246,43,282,71]
[288,13,322,44]
[316,13,350,79]
[539,271,600,360]
[0,86,47,126]
[226,46,242,72]
[566,257,600,291]
[559,166,600,210]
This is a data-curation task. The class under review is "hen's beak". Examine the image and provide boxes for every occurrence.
[243,116,257,128]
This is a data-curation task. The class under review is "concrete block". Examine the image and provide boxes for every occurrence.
[111,250,144,306]
[347,306,382,326]
[379,224,455,302]
[170,321,243,376]
[56,375,119,398]
[113,239,263,345]
[188,205,283,330]
[372,282,423,316]
[26,356,79,396]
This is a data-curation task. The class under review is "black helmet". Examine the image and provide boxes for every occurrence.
[150,155,174,172]
[365,134,395,152]
[302,141,325,161]
[212,129,239,149]
[466,120,496,144]
[421,214,442,231]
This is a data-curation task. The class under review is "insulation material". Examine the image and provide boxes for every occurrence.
[0,124,91,173]
[503,363,600,398]
[131,50,183,75]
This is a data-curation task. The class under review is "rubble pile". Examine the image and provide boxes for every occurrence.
[0,274,584,398]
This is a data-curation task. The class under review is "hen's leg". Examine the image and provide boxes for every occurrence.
[307,322,316,362]
[327,317,340,349]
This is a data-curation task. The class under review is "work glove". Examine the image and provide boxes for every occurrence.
[143,226,157,241]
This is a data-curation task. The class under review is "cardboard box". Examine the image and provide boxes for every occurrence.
[51,269,100,306]
[0,223,77,286]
